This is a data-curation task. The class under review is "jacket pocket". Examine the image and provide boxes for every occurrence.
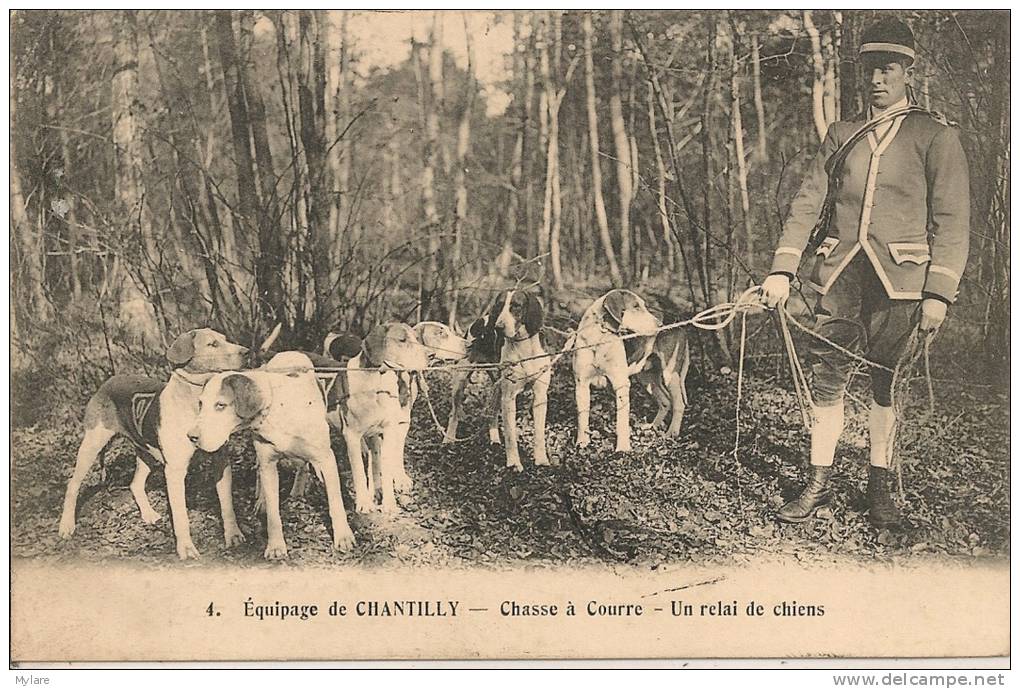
[888,242,931,265]
[816,236,839,258]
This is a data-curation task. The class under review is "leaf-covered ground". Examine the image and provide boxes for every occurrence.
[11,356,1009,569]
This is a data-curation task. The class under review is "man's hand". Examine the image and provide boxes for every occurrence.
[761,273,791,308]
[919,298,948,332]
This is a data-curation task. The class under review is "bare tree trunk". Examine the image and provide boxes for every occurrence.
[539,11,578,290]
[55,116,82,301]
[804,10,831,141]
[199,22,245,301]
[216,11,282,324]
[337,12,354,250]
[240,12,286,322]
[628,68,641,277]
[822,22,838,123]
[112,10,160,337]
[582,11,622,286]
[535,26,549,262]
[297,11,332,322]
[701,15,732,361]
[728,14,754,272]
[10,56,49,321]
[838,12,862,116]
[450,13,476,324]
[701,15,717,298]
[146,32,214,315]
[420,14,443,317]
[647,81,675,273]
[750,31,768,162]
[608,10,633,278]
[832,11,843,120]
[538,14,552,263]
[325,10,352,274]
[501,11,527,277]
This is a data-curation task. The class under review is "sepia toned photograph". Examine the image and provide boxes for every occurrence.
[9,8,1009,665]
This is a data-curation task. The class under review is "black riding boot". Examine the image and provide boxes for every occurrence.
[777,465,833,523]
[866,466,902,528]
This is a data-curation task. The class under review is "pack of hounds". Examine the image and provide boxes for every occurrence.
[58,288,691,560]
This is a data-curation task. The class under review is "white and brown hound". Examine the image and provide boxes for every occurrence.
[302,321,462,505]
[188,351,356,559]
[412,321,468,369]
[58,328,249,560]
[448,290,554,471]
[325,323,428,513]
[574,289,690,452]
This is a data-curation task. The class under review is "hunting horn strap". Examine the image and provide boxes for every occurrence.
[806,105,929,254]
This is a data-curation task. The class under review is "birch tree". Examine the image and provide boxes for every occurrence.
[582,11,622,286]
[450,13,476,323]
[608,11,633,277]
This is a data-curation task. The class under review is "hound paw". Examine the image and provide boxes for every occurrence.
[139,507,162,525]
[379,498,400,515]
[534,454,550,467]
[355,495,374,513]
[264,541,289,560]
[333,529,356,552]
[393,472,413,494]
[488,429,501,445]
[224,528,247,548]
[57,518,76,539]
[505,460,524,473]
[576,436,590,448]
[615,442,633,453]
[177,541,201,560]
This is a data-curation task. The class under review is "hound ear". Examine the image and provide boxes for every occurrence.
[362,325,388,367]
[412,322,432,347]
[222,374,264,420]
[488,291,509,328]
[167,330,197,365]
[601,290,626,333]
[326,332,362,360]
[523,293,545,337]
[469,317,487,338]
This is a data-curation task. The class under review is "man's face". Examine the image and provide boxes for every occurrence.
[865,56,912,109]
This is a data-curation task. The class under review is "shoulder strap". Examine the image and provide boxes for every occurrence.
[807,105,929,254]
[824,105,927,176]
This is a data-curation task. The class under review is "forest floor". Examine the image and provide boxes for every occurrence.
[11,338,1009,570]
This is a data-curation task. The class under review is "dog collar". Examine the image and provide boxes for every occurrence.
[173,369,215,387]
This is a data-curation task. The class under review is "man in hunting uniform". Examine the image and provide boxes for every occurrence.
[760,19,970,528]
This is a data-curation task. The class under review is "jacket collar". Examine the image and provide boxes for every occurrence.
[868,96,910,120]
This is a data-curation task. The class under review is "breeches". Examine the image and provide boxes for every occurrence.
[807,255,920,408]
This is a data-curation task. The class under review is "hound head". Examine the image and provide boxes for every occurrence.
[601,289,659,336]
[167,328,249,372]
[361,322,428,372]
[187,373,266,452]
[323,331,363,361]
[490,290,544,340]
[413,321,468,362]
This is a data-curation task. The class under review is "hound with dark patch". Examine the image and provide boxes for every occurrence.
[327,323,429,513]
[447,290,554,471]
[573,289,690,452]
[58,328,249,560]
